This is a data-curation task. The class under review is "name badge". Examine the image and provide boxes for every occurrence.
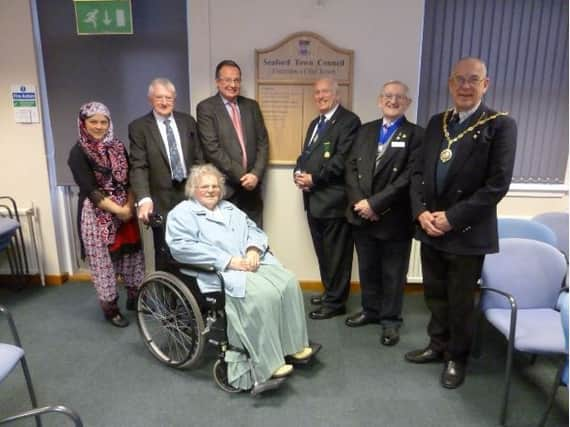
[391,141,406,148]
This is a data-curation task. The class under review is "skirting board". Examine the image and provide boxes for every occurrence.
[0,274,69,287]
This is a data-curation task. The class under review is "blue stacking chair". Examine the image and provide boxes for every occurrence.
[478,238,568,426]
[498,217,558,247]
[532,212,569,259]
[0,305,83,426]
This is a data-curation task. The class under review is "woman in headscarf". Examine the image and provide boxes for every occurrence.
[68,101,144,327]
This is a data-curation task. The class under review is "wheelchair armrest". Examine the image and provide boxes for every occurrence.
[176,262,216,274]
[0,305,23,348]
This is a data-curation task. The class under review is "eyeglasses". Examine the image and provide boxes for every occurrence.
[381,94,408,101]
[451,75,486,87]
[198,184,220,191]
[218,77,241,85]
[153,95,175,103]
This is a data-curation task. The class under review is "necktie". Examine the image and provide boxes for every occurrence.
[376,124,390,160]
[309,116,326,146]
[448,112,460,133]
[228,102,247,169]
[163,119,185,182]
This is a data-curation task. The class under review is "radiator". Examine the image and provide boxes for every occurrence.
[406,239,423,283]
[0,206,46,285]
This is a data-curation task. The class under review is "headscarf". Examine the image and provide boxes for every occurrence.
[77,101,129,245]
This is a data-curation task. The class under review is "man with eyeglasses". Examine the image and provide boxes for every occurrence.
[129,77,203,270]
[406,57,516,389]
[197,60,269,227]
[344,81,423,347]
[295,78,361,320]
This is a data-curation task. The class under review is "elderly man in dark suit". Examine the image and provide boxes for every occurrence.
[196,60,269,227]
[406,57,516,389]
[295,78,361,320]
[129,77,202,269]
[344,81,423,346]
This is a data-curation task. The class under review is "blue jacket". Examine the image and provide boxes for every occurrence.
[166,199,279,297]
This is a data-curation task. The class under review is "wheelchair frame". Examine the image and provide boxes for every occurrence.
[135,214,286,395]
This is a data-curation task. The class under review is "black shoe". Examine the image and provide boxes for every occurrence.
[107,312,130,328]
[381,326,400,346]
[310,294,324,305]
[345,311,380,327]
[441,360,466,389]
[405,347,442,363]
[126,297,137,311]
[309,306,346,320]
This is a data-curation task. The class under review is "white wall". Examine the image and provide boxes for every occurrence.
[0,0,62,276]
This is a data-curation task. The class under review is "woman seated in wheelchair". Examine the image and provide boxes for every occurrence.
[166,164,318,390]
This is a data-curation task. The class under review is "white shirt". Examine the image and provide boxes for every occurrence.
[455,102,481,124]
[153,111,187,179]
[309,103,339,142]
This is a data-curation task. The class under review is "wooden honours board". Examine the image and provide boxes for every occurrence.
[256,32,354,164]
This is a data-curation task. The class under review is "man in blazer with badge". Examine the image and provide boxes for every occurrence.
[197,60,269,227]
[406,57,516,389]
[295,77,361,320]
[345,81,423,346]
[129,78,202,269]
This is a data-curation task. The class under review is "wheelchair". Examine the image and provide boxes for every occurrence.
[135,214,288,396]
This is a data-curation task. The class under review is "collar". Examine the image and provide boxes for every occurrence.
[321,103,340,122]
[454,102,481,124]
[188,198,234,215]
[382,115,405,128]
[153,111,174,123]
[220,93,239,106]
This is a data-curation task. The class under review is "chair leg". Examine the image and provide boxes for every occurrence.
[499,340,515,426]
[537,361,565,427]
[20,357,42,427]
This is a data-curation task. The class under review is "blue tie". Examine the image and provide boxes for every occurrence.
[164,119,185,182]
[310,115,326,146]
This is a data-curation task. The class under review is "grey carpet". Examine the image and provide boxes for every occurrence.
[0,283,567,427]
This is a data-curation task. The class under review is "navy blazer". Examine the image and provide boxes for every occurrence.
[410,104,517,255]
[345,116,423,240]
[296,105,361,219]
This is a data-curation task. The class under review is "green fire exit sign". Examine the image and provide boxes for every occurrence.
[74,0,133,35]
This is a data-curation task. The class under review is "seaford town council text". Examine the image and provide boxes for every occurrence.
[264,58,345,75]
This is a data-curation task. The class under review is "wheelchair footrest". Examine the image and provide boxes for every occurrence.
[250,377,287,396]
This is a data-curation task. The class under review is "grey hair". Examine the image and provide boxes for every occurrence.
[185,164,226,200]
[451,57,488,78]
[381,80,410,98]
[147,78,177,98]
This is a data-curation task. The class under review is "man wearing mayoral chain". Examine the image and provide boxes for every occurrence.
[406,57,516,389]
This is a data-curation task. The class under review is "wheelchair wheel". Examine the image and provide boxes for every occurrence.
[213,359,241,393]
[137,271,205,369]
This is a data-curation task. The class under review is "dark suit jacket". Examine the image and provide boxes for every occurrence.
[345,116,423,240]
[196,94,269,198]
[410,104,517,255]
[296,105,361,219]
[128,110,202,215]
